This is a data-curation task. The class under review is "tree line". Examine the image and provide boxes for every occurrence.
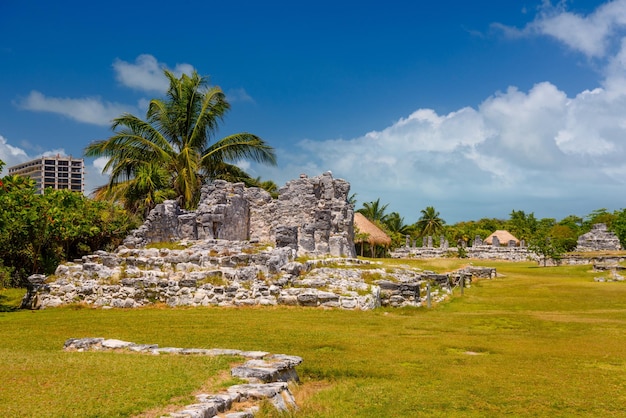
[355,197,626,259]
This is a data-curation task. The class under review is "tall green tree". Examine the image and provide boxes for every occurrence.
[611,209,626,249]
[384,212,411,235]
[85,70,276,211]
[506,210,538,241]
[416,206,445,238]
[383,211,415,249]
[584,208,615,229]
[357,198,389,222]
[92,162,177,218]
[528,225,565,267]
[0,185,136,287]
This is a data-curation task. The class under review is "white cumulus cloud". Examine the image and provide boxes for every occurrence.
[256,30,626,221]
[113,54,195,92]
[497,0,626,59]
[18,91,134,126]
[0,135,29,174]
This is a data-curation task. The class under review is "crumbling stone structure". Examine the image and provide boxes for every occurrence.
[124,172,356,258]
[20,235,498,310]
[390,235,535,261]
[576,223,622,252]
[64,337,302,416]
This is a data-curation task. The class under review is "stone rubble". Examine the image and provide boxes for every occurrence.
[63,337,303,417]
[22,239,495,310]
[593,264,626,282]
[576,223,622,252]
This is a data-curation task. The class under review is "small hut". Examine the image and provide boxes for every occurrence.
[484,230,520,246]
[354,213,392,257]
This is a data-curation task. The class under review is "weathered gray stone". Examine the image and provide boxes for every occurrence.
[102,339,133,349]
[576,223,622,252]
[124,173,355,258]
[65,338,299,417]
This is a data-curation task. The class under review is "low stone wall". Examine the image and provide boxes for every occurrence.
[543,254,626,266]
[391,245,536,262]
[64,337,302,417]
[21,240,495,311]
[467,245,536,261]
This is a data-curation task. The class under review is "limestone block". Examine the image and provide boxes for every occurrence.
[102,339,133,349]
[339,297,358,309]
[296,292,318,306]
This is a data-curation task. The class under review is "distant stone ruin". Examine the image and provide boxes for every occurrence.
[576,223,622,252]
[124,172,356,258]
[391,234,535,262]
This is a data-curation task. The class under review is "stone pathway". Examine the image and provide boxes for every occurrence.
[64,338,303,417]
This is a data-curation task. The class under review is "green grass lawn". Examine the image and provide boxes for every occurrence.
[1,260,625,417]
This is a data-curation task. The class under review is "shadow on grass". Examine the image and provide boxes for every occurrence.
[0,291,24,312]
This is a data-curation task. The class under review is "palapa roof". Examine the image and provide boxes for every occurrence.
[354,213,392,246]
[484,230,520,245]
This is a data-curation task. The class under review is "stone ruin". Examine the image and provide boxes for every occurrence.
[21,239,494,310]
[391,234,535,262]
[123,172,356,258]
[576,223,622,252]
[64,337,302,417]
[20,172,499,311]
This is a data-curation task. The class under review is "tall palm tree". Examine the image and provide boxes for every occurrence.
[384,212,411,235]
[416,206,445,237]
[92,162,177,218]
[85,70,276,210]
[358,198,389,223]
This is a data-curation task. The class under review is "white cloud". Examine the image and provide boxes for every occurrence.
[92,156,109,173]
[253,1,626,221]
[254,53,626,221]
[85,158,111,196]
[18,91,134,126]
[0,135,29,174]
[113,54,195,92]
[495,0,626,58]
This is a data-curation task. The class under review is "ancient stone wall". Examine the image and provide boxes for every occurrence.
[123,172,355,258]
[391,236,536,262]
[21,240,494,310]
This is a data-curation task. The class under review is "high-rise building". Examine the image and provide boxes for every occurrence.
[7,155,85,194]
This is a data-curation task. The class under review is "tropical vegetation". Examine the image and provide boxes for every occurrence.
[416,205,445,238]
[354,195,626,259]
[85,70,277,215]
[0,160,136,288]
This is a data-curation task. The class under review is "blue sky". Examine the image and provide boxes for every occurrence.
[1,0,625,223]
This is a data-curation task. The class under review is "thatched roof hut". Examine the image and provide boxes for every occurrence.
[354,213,391,246]
[484,230,520,246]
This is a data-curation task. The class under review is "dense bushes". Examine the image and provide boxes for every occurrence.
[0,185,137,288]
